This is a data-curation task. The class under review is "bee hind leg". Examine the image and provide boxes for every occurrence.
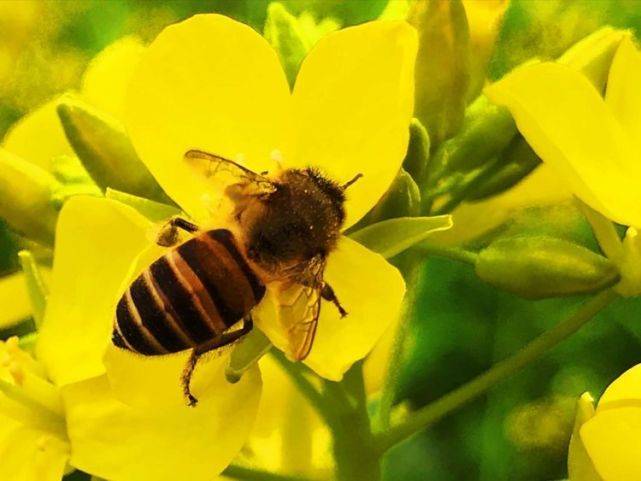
[157,216,199,247]
[321,283,347,318]
[181,316,254,407]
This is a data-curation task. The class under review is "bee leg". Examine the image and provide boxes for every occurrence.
[156,216,199,247]
[181,316,254,407]
[320,283,347,318]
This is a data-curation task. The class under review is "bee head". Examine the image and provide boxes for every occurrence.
[240,167,361,273]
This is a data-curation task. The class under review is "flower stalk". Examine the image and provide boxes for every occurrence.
[372,288,619,454]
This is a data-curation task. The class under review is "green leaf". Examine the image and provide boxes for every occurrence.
[57,95,172,204]
[225,329,272,384]
[349,215,453,259]
[18,250,48,328]
[105,188,180,223]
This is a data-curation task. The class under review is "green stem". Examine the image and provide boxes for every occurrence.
[373,288,618,454]
[223,465,318,481]
[270,350,336,427]
[413,243,478,265]
[375,266,421,432]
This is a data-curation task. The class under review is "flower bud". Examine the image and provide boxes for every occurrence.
[409,0,471,147]
[466,135,540,201]
[264,2,308,87]
[56,96,172,204]
[558,27,629,93]
[463,0,509,101]
[475,236,619,299]
[355,169,421,229]
[0,148,60,246]
[426,95,516,187]
[403,118,431,184]
[350,215,452,259]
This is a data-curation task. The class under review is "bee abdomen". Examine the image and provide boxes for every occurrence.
[113,229,265,355]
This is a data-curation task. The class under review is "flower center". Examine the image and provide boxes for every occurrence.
[0,337,67,439]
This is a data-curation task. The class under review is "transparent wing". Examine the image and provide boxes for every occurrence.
[184,149,276,194]
[277,257,326,361]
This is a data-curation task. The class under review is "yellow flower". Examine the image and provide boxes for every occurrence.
[485,35,641,228]
[229,355,333,479]
[124,14,416,380]
[0,337,70,481]
[485,35,641,294]
[568,365,641,480]
[37,196,262,481]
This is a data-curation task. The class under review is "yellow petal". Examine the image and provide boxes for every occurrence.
[37,197,151,386]
[125,14,292,222]
[568,393,603,481]
[2,98,74,171]
[0,272,32,329]
[0,422,69,481]
[291,21,417,228]
[81,36,145,120]
[258,236,405,380]
[104,343,237,409]
[247,356,332,476]
[486,62,641,227]
[597,364,641,408]
[605,36,641,146]
[581,406,641,481]
[63,372,261,481]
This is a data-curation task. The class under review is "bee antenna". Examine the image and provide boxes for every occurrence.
[342,173,363,190]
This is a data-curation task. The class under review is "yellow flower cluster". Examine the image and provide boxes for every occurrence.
[2,12,419,480]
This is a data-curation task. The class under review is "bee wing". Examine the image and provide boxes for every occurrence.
[184,149,276,194]
[278,257,326,361]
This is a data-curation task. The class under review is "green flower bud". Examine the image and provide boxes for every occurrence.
[0,148,60,246]
[57,96,172,204]
[225,329,272,384]
[403,118,431,184]
[466,136,540,201]
[264,2,308,87]
[475,236,619,299]
[558,27,629,93]
[355,169,421,229]
[409,0,470,147]
[425,94,516,190]
[350,215,452,259]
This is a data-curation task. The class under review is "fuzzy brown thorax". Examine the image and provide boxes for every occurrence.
[232,168,346,275]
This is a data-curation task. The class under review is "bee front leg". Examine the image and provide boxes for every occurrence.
[321,283,347,318]
[156,216,199,247]
[181,316,254,407]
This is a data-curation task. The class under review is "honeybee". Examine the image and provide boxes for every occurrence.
[112,150,362,406]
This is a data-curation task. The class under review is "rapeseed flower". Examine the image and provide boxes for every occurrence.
[16,12,418,480]
[485,35,641,294]
[123,13,415,380]
[0,337,69,481]
[568,365,641,480]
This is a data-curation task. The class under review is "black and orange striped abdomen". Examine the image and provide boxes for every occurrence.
[112,229,265,355]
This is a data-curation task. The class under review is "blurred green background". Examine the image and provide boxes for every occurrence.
[3,1,641,480]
